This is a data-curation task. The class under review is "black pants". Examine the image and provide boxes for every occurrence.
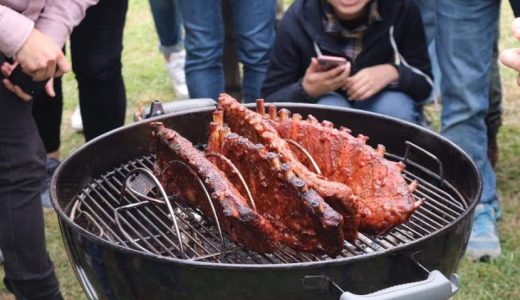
[32,78,62,153]
[0,55,60,299]
[70,0,129,141]
[510,0,520,17]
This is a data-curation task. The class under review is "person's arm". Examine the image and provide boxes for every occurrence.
[0,5,35,58]
[34,0,99,49]
[390,1,433,102]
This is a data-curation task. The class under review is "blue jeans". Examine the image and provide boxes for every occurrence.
[414,0,441,94]
[179,0,276,102]
[418,0,500,206]
[149,0,184,55]
[317,91,423,125]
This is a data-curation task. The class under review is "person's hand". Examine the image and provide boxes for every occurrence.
[302,57,351,98]
[344,64,399,101]
[500,18,520,86]
[15,28,70,81]
[1,61,56,101]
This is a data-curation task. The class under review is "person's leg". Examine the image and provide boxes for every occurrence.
[149,0,184,56]
[232,0,276,103]
[0,59,61,299]
[31,77,63,157]
[510,0,520,17]
[486,36,502,169]
[70,0,128,142]
[149,0,188,98]
[352,91,422,125]
[31,77,63,208]
[179,0,224,100]
[317,92,353,108]
[436,0,501,259]
[414,0,441,96]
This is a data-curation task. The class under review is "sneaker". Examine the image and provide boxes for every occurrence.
[41,158,61,209]
[70,105,83,132]
[466,203,501,261]
[166,50,189,99]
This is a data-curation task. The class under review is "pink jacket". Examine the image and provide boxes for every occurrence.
[0,0,98,58]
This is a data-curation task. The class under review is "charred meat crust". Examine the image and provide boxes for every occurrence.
[208,121,344,257]
[151,122,280,253]
[258,100,421,233]
[218,94,360,241]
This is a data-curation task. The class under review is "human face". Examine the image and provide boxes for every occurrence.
[327,0,371,21]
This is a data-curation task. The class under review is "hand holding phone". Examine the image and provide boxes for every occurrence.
[8,63,50,98]
[302,57,351,98]
[316,55,348,72]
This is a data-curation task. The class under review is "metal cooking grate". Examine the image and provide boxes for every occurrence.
[68,144,467,265]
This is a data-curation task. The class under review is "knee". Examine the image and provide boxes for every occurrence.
[237,35,273,69]
[183,26,223,71]
[370,91,420,124]
[72,53,123,83]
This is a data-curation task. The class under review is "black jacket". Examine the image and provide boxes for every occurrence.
[262,0,432,103]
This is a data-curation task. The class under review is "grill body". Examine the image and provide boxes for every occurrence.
[52,104,480,299]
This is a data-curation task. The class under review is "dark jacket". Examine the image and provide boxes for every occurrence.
[262,0,432,103]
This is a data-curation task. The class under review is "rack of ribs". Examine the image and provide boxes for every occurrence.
[151,122,280,253]
[217,94,360,241]
[208,112,345,256]
[256,100,422,233]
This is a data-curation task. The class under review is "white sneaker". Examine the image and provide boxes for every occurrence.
[71,105,83,132]
[166,50,189,99]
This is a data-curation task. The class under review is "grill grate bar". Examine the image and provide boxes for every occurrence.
[92,174,188,256]
[403,171,466,212]
[69,151,467,264]
[72,192,127,246]
[88,179,181,256]
[129,158,224,248]
[110,167,230,262]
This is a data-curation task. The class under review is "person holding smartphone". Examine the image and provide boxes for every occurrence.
[262,0,432,125]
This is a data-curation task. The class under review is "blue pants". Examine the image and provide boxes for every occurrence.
[415,0,500,206]
[317,91,423,125]
[178,0,276,102]
[149,0,184,55]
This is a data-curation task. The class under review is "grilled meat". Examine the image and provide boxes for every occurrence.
[208,113,345,256]
[257,100,421,233]
[151,122,280,253]
[217,94,360,241]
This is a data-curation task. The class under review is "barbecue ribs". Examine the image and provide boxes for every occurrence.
[256,100,422,233]
[217,94,360,241]
[151,122,280,253]
[208,112,345,256]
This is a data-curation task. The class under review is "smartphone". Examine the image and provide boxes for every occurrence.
[8,64,49,98]
[316,55,348,72]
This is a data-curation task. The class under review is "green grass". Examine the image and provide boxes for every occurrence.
[2,1,520,299]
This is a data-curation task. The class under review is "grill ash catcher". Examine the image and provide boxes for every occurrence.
[53,100,479,300]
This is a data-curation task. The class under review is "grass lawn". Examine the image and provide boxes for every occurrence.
[1,0,519,299]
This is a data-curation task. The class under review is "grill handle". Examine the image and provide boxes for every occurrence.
[339,270,459,300]
[135,98,216,121]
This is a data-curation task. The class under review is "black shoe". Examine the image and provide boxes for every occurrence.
[41,158,60,209]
